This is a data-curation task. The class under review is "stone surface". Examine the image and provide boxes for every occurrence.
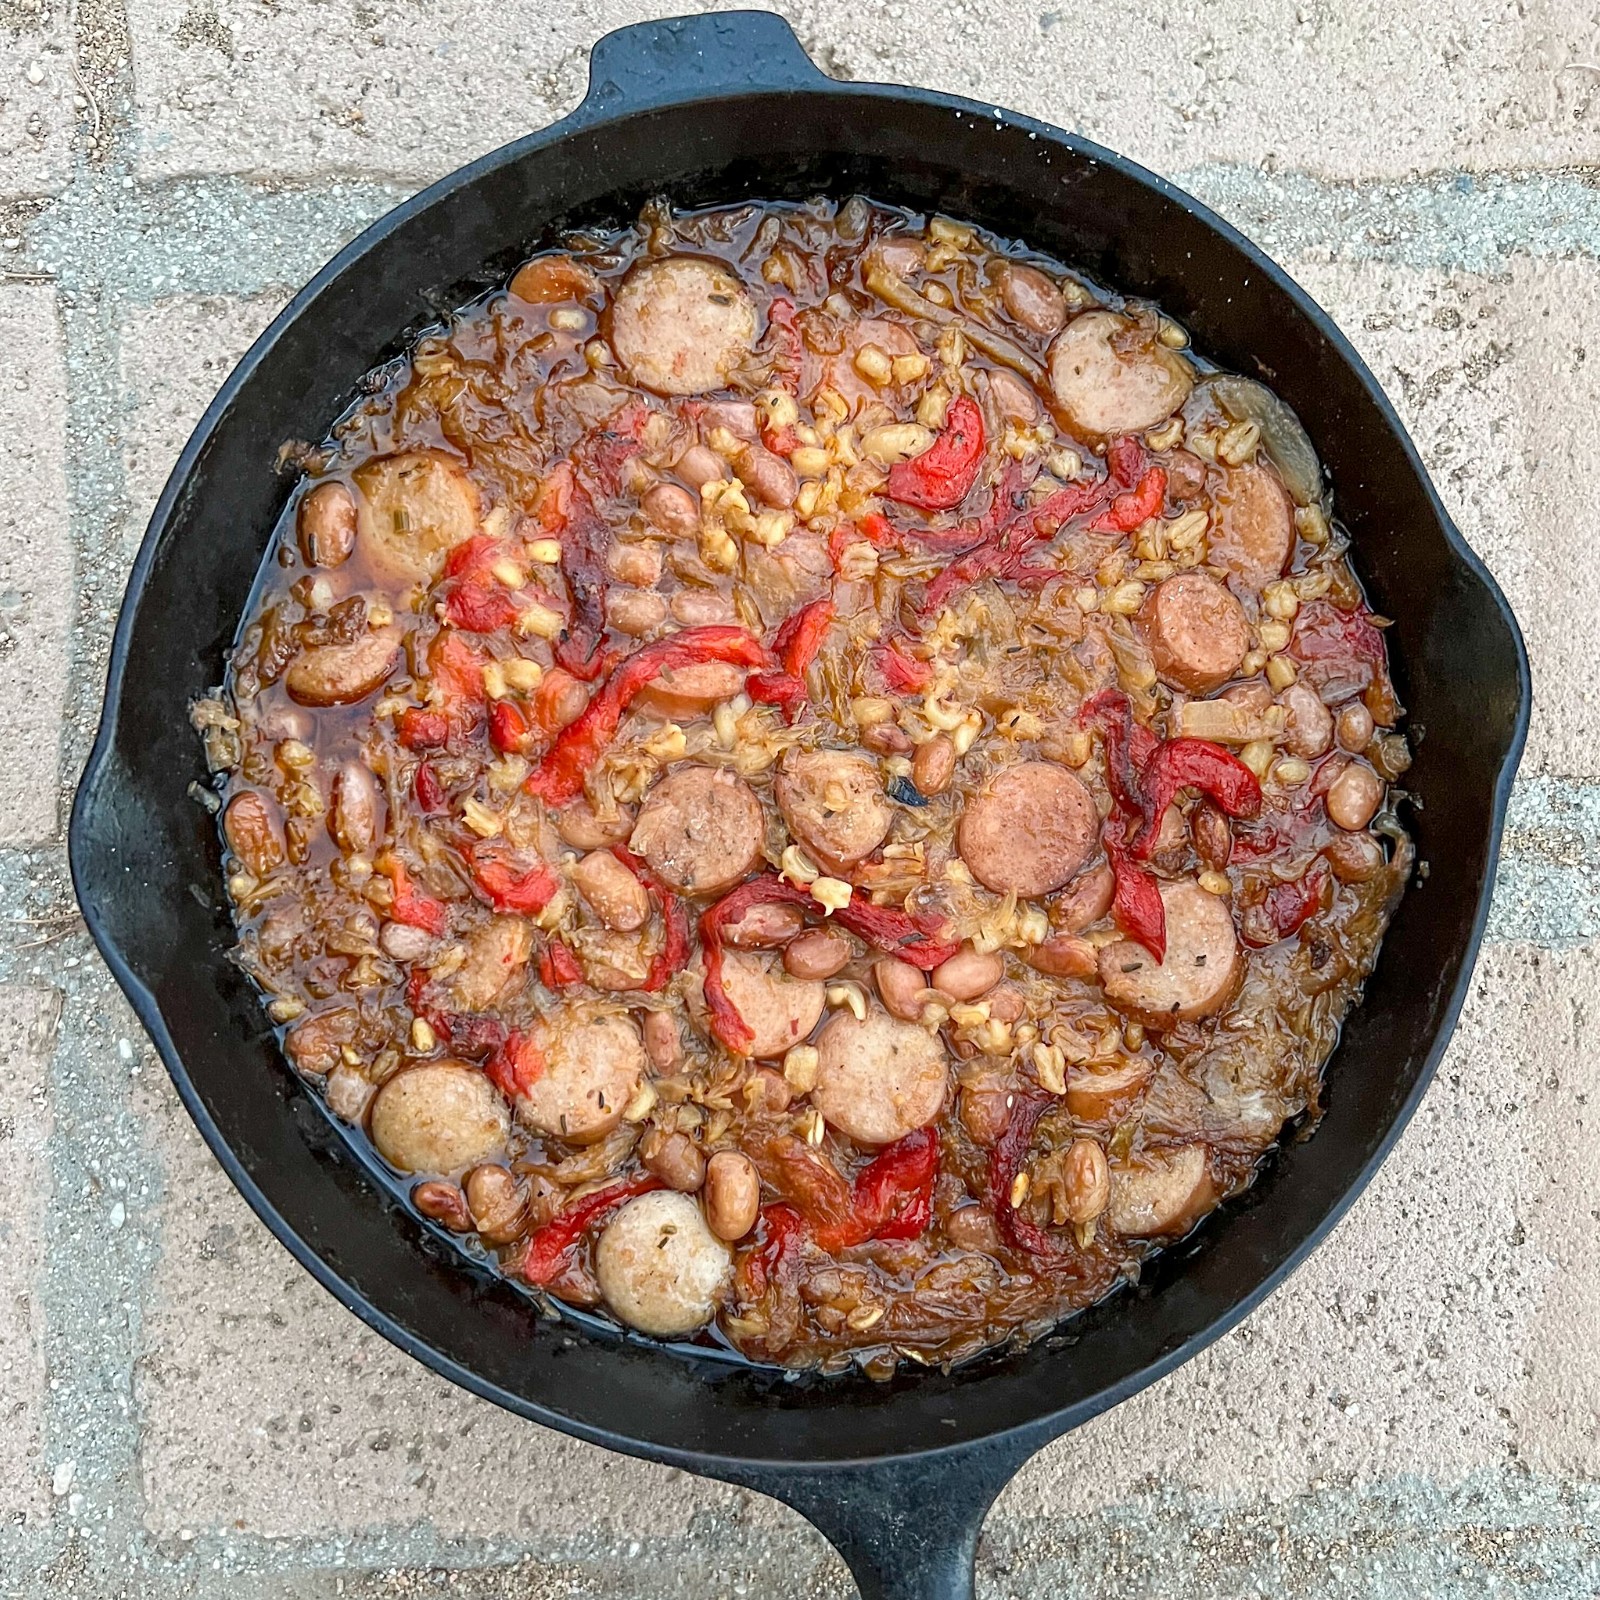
[0,987,59,1527]
[0,287,71,845]
[122,0,1600,185]
[1292,255,1600,782]
[0,5,75,198]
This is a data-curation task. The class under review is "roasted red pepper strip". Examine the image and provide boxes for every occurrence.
[844,1127,940,1245]
[397,708,450,751]
[736,1202,808,1302]
[746,670,807,723]
[1106,837,1167,962]
[988,1094,1075,1260]
[379,856,449,936]
[427,631,489,736]
[488,699,535,756]
[484,1029,545,1100]
[1091,465,1167,533]
[1130,738,1262,860]
[1262,864,1329,941]
[873,639,933,694]
[886,395,986,511]
[520,1176,661,1287]
[433,1011,508,1058]
[1078,688,1160,818]
[764,295,804,395]
[470,850,559,915]
[539,937,583,989]
[834,898,960,970]
[752,1135,857,1241]
[412,759,447,813]
[611,843,689,994]
[773,597,835,680]
[526,627,769,807]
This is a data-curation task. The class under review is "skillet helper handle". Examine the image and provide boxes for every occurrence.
[567,9,826,125]
[727,1436,1032,1600]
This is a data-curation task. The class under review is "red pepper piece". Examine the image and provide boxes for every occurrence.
[1078,688,1160,818]
[1229,821,1287,862]
[428,1010,508,1059]
[1091,465,1167,533]
[539,937,584,989]
[1129,738,1262,860]
[773,597,835,680]
[520,1176,661,1287]
[988,1093,1077,1261]
[873,640,933,695]
[846,1127,940,1244]
[1106,838,1166,962]
[428,631,489,736]
[397,708,450,751]
[470,850,559,915]
[834,898,960,970]
[857,511,897,547]
[443,579,522,634]
[484,1029,545,1100]
[526,627,769,807]
[488,699,536,756]
[412,759,447,814]
[753,1135,858,1243]
[736,1202,808,1302]
[764,295,803,394]
[747,670,807,723]
[886,395,986,511]
[1261,864,1328,942]
[380,856,450,937]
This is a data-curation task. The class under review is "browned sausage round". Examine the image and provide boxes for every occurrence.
[629,766,764,896]
[515,1008,646,1144]
[1047,310,1193,438]
[1097,880,1240,1027]
[446,916,532,1012]
[811,1009,948,1146]
[297,481,357,568]
[1107,1143,1214,1236]
[632,659,747,720]
[609,256,757,396]
[1065,1058,1153,1124]
[775,750,893,872]
[1210,463,1294,586]
[958,761,1098,897]
[714,950,825,1059]
[353,450,482,582]
[594,1191,731,1336]
[819,317,920,411]
[1140,573,1249,694]
[285,625,402,708]
[369,1061,510,1176]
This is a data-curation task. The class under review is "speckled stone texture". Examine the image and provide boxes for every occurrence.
[2,2,1598,1595]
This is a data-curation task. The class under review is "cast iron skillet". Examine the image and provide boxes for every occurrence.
[69,12,1530,1596]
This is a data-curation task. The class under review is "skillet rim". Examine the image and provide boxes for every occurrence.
[67,48,1532,1476]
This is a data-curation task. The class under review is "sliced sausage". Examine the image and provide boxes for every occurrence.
[1140,573,1249,694]
[296,481,357,568]
[514,1008,646,1145]
[775,750,893,872]
[353,450,483,582]
[630,766,764,896]
[715,951,825,1059]
[285,625,402,707]
[1097,880,1241,1027]
[811,1009,948,1146]
[595,1190,731,1336]
[570,850,650,932]
[1210,463,1294,586]
[1048,310,1193,438]
[1065,1058,1153,1124]
[369,1061,510,1176]
[632,659,747,719]
[446,915,532,1012]
[995,261,1067,337]
[958,761,1097,897]
[609,256,757,396]
[555,798,636,851]
[1107,1143,1214,1236]
[1051,861,1115,934]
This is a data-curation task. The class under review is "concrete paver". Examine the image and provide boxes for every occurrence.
[0,287,71,845]
[0,4,76,198]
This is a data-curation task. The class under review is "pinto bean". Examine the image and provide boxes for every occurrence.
[369,1061,510,1176]
[284,1005,357,1077]
[538,668,589,732]
[1098,880,1240,1028]
[463,1163,531,1245]
[703,1150,761,1241]
[958,762,1098,897]
[874,956,934,1022]
[223,790,285,878]
[328,760,383,854]
[1140,573,1249,694]
[1062,1139,1111,1225]
[630,766,764,895]
[1107,1143,1214,1237]
[571,850,651,932]
[1051,861,1116,933]
[1281,682,1334,758]
[864,722,912,756]
[735,442,798,508]
[641,1008,683,1071]
[1211,463,1294,585]
[509,254,600,305]
[783,927,852,981]
[1191,803,1234,872]
[297,481,357,568]
[642,480,701,537]
[931,944,1003,1002]
[1066,1058,1153,1125]
[986,984,1027,1025]
[1024,935,1097,979]
[641,1128,707,1193]
[986,368,1041,426]
[595,1191,731,1336]
[555,797,636,851]
[723,900,806,950]
[285,626,402,708]
[775,749,893,872]
[811,1009,948,1146]
[605,587,667,637]
[514,1008,646,1145]
[610,256,757,396]
[1048,310,1193,438]
[1337,701,1376,753]
[911,734,956,796]
[1326,761,1384,831]
[607,541,664,587]
[945,1203,1003,1254]
[996,261,1068,336]
[353,450,482,582]
[669,588,736,626]
[714,951,825,1059]
[701,399,759,440]
[412,1179,473,1231]
[1323,830,1385,883]
[672,444,729,494]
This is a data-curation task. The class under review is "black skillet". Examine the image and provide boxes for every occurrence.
[68,12,1530,1597]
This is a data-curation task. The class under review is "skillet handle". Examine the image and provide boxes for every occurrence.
[567,10,827,125]
[722,1435,1033,1600]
